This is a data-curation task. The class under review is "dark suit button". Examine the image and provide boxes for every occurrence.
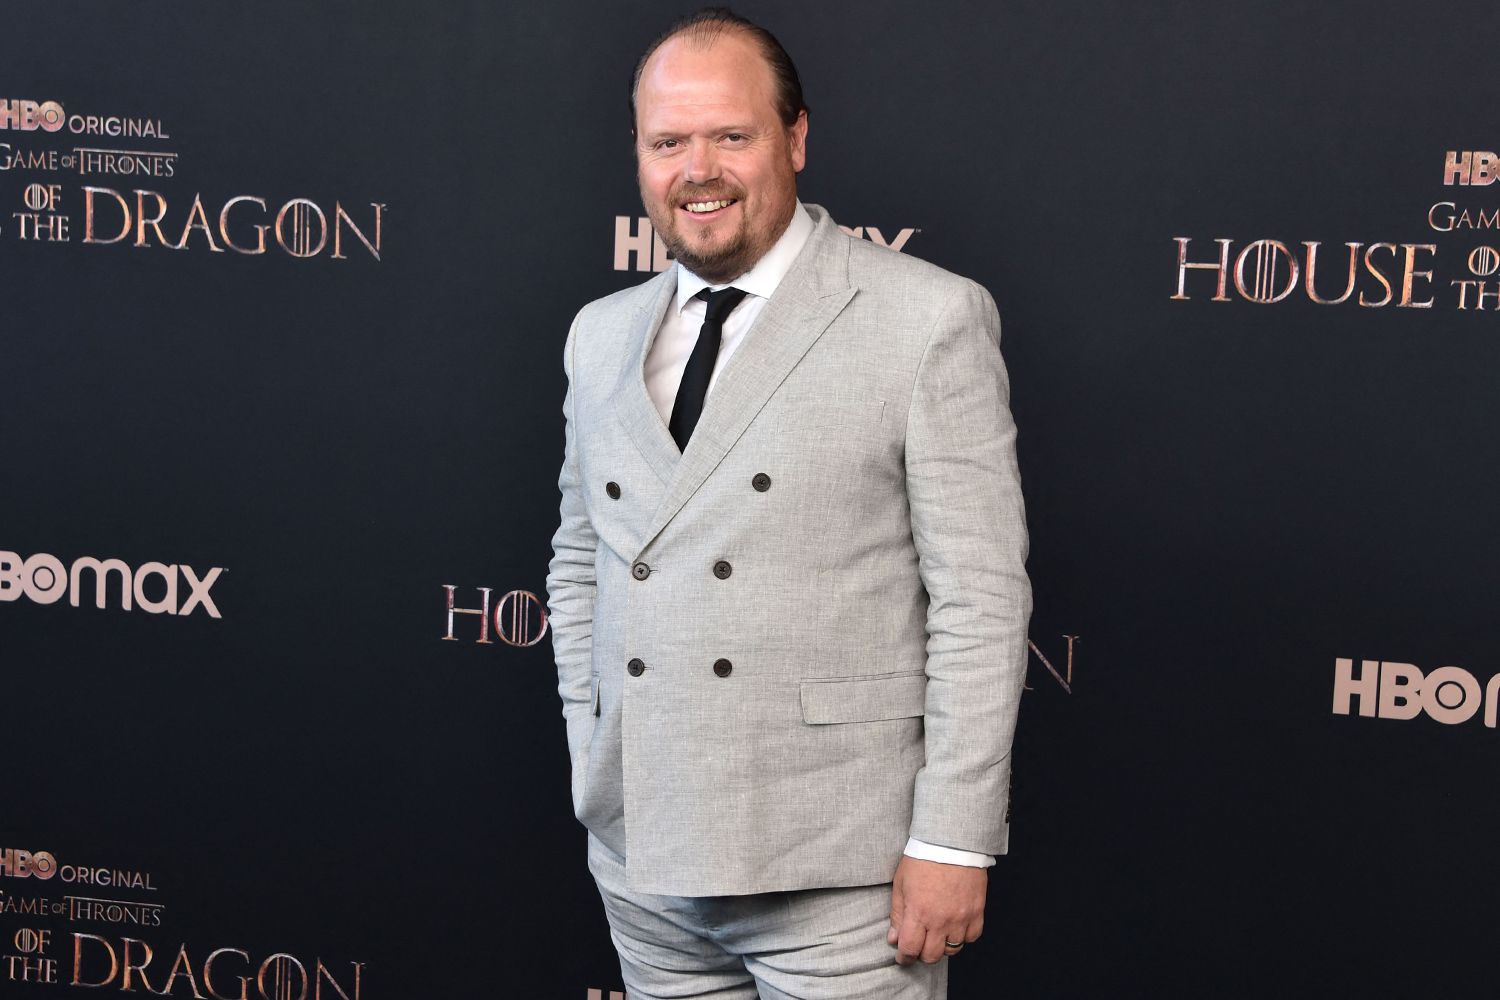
[713,658,732,677]
[605,481,621,500]
[751,473,771,492]
[627,658,645,676]
[631,562,650,580]
[713,560,732,579]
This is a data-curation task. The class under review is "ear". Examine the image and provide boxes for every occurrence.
[788,110,808,173]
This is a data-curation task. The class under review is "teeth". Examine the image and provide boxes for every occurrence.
[685,199,733,213]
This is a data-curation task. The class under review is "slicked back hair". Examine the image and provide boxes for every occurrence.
[630,7,808,138]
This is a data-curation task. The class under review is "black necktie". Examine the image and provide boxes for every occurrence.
[669,286,749,452]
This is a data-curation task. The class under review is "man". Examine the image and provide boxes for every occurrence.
[546,9,1030,998]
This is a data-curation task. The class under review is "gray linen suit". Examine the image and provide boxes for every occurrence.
[547,203,1031,903]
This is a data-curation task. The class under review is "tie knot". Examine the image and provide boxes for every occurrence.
[697,286,750,324]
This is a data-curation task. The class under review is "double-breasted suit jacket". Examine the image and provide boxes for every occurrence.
[547,203,1031,897]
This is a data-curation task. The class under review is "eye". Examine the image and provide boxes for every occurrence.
[654,138,681,151]
[723,133,748,144]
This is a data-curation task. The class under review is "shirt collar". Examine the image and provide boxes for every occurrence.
[674,200,814,312]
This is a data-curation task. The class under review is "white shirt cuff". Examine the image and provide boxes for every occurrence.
[903,837,995,868]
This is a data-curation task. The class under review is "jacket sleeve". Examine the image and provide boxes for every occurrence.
[904,279,1032,856]
[546,312,599,768]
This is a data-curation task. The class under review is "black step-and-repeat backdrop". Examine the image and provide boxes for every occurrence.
[5,2,1498,996]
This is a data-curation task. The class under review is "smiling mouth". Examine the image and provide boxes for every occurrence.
[681,198,738,214]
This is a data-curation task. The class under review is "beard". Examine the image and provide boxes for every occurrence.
[645,182,760,284]
[659,220,755,285]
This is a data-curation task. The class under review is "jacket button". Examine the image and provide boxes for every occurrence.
[712,560,732,579]
[713,658,732,677]
[605,481,621,499]
[631,562,651,580]
[627,658,645,676]
[751,472,771,492]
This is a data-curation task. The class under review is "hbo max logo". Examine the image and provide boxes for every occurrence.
[0,550,224,618]
[1332,657,1500,727]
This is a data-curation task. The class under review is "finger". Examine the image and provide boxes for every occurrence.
[919,926,950,965]
[944,926,970,956]
[966,914,984,943]
[896,915,926,966]
[887,885,904,947]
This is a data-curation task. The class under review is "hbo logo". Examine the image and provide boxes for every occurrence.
[1332,658,1499,727]
[0,849,57,879]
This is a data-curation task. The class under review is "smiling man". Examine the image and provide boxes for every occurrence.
[632,24,803,288]
[546,8,1031,999]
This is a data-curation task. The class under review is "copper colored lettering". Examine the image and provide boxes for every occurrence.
[1443,150,1471,185]
[1171,236,1232,301]
[1357,243,1397,307]
[72,933,120,988]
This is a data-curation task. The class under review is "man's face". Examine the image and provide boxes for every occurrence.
[634,32,807,284]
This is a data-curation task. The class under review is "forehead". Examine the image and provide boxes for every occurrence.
[636,32,778,128]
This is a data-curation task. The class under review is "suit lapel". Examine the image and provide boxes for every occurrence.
[636,207,858,557]
[610,270,680,486]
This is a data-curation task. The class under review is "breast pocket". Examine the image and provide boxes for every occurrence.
[797,396,886,432]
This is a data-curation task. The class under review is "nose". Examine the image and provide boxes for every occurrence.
[684,137,720,186]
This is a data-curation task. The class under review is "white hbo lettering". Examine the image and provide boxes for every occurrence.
[614,216,675,272]
[4,552,67,604]
[0,550,224,618]
[611,216,918,272]
[1332,658,1500,726]
[835,224,918,252]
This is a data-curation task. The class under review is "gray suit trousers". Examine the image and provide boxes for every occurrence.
[588,833,946,1000]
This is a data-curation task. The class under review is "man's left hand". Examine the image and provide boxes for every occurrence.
[886,855,987,966]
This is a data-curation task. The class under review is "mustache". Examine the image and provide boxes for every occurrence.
[671,184,743,206]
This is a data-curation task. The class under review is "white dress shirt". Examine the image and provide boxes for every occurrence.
[645,201,815,425]
[644,200,995,871]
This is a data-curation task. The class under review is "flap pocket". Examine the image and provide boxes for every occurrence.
[800,671,926,724]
